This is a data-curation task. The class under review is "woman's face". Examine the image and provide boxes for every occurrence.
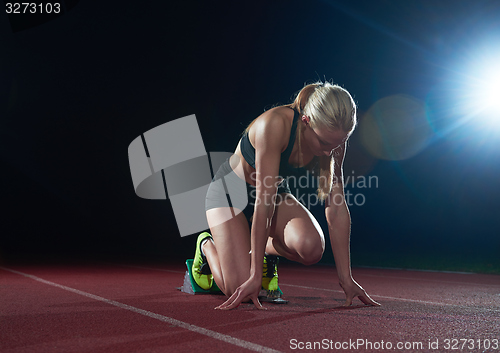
[303,118,349,156]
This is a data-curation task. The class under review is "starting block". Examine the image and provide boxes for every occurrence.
[179,259,288,304]
[180,259,222,294]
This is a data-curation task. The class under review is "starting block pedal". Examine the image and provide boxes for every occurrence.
[258,288,288,304]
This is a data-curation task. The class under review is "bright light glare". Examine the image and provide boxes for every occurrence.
[483,73,500,111]
[458,55,500,128]
[426,43,500,148]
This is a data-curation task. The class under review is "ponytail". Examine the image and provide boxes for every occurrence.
[290,82,336,200]
[289,83,322,114]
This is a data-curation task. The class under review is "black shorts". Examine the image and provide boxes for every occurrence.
[205,159,292,222]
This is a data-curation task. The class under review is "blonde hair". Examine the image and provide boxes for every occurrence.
[290,82,357,200]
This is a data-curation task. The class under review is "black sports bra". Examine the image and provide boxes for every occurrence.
[240,107,300,175]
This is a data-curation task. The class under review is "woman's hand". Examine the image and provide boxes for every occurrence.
[215,275,265,310]
[340,278,381,307]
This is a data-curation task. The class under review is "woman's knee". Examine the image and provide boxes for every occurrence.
[288,230,325,266]
[300,238,324,265]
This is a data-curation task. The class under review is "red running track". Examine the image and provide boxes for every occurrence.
[1,262,499,353]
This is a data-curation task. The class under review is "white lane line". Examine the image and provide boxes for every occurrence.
[354,273,500,287]
[98,264,499,310]
[105,263,498,289]
[111,264,500,289]
[279,283,500,312]
[1,267,281,353]
[107,264,500,305]
[356,266,476,275]
[281,266,500,287]
[111,263,185,274]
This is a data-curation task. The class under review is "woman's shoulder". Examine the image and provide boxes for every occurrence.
[252,106,294,134]
[247,106,294,153]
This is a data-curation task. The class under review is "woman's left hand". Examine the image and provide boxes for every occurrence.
[215,275,265,310]
[340,278,381,307]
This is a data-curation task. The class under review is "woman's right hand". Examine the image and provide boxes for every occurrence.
[339,277,381,307]
[215,275,265,310]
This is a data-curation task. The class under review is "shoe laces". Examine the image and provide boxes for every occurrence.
[263,255,278,278]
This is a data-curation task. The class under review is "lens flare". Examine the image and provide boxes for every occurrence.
[359,95,433,161]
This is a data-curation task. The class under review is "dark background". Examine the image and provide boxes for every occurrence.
[1,0,499,272]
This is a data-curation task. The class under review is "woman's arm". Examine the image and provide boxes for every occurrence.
[249,114,284,285]
[216,112,287,310]
[325,142,380,306]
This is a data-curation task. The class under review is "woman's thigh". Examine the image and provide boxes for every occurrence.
[206,207,251,295]
[270,194,325,265]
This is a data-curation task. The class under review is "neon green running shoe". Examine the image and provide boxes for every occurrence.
[192,232,213,290]
[262,255,280,298]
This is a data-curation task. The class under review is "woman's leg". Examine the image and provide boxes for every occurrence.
[205,207,251,296]
[266,193,325,265]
